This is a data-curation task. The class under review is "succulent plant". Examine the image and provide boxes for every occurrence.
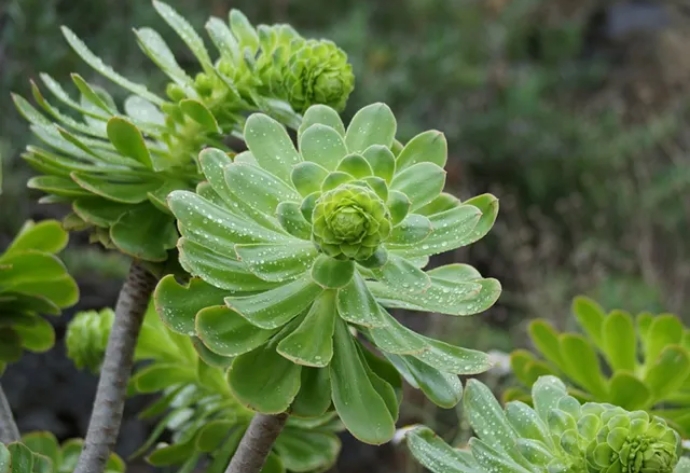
[155,101,501,444]
[0,220,78,373]
[404,375,690,473]
[65,302,341,473]
[12,1,354,262]
[507,296,690,437]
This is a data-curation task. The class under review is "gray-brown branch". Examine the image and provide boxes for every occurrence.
[74,260,158,473]
[225,413,289,473]
[0,383,19,444]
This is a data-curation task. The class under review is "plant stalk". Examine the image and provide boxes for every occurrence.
[0,383,19,444]
[225,413,289,473]
[74,260,158,473]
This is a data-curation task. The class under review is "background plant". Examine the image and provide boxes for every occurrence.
[404,375,690,473]
[508,296,690,437]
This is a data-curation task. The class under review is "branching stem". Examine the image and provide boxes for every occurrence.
[74,260,157,473]
[0,383,19,444]
[225,413,289,473]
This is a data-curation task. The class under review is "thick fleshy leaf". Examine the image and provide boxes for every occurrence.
[73,198,128,228]
[178,238,279,292]
[387,204,481,258]
[559,334,608,399]
[405,426,480,473]
[469,438,533,473]
[602,310,636,371]
[290,367,332,418]
[106,117,153,168]
[329,318,395,444]
[299,105,346,138]
[27,176,91,198]
[607,371,651,410]
[531,375,569,425]
[21,432,60,468]
[414,338,492,375]
[196,305,277,356]
[642,314,683,371]
[358,345,398,419]
[362,145,396,183]
[387,354,463,408]
[154,275,228,334]
[229,9,259,52]
[505,401,551,447]
[244,114,301,183]
[169,191,288,254]
[298,124,348,170]
[644,345,690,399]
[337,154,373,178]
[71,74,116,113]
[0,444,8,473]
[124,95,166,126]
[70,173,162,204]
[225,162,301,216]
[369,308,427,355]
[572,296,606,348]
[344,103,396,153]
[110,205,177,261]
[205,17,240,62]
[386,190,411,226]
[460,194,499,245]
[276,202,311,240]
[528,320,566,371]
[311,255,355,289]
[153,0,212,69]
[13,317,55,352]
[277,290,337,367]
[235,242,317,282]
[291,162,329,197]
[273,428,340,473]
[336,273,385,327]
[179,99,221,133]
[387,214,432,246]
[3,220,68,256]
[225,275,322,329]
[396,130,447,170]
[464,379,532,468]
[7,443,33,473]
[131,364,195,393]
[390,162,445,211]
[134,27,193,86]
[229,343,302,413]
[372,254,430,294]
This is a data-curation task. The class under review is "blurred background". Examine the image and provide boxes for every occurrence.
[1,0,689,471]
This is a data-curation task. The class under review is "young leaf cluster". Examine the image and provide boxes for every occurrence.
[0,220,78,373]
[508,297,690,436]
[405,376,689,473]
[65,302,341,473]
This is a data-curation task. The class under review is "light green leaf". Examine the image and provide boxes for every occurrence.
[344,103,397,153]
[70,173,161,204]
[642,314,683,371]
[290,367,332,418]
[559,334,608,399]
[21,432,60,469]
[298,105,346,138]
[276,202,311,240]
[321,171,353,192]
[572,296,606,349]
[362,145,396,183]
[337,154,373,178]
[277,290,337,367]
[196,305,277,356]
[26,175,92,199]
[505,401,551,448]
[205,17,240,62]
[372,254,430,294]
[273,428,340,473]
[608,371,651,410]
[414,338,492,375]
[13,317,55,352]
[154,275,228,334]
[61,27,164,104]
[124,95,165,126]
[169,191,288,254]
[298,124,348,170]
[291,162,329,197]
[387,354,463,408]
[469,438,533,473]
[311,255,355,289]
[8,443,34,473]
[602,310,637,372]
[131,364,195,393]
[528,320,565,371]
[644,346,690,400]
[153,0,212,69]
[71,74,116,113]
[330,318,395,444]
[336,273,386,327]
[387,204,482,258]
[134,27,193,86]
[195,420,236,453]
[405,426,480,473]
[229,343,302,413]
[390,162,445,211]
[0,444,8,473]
[225,162,301,216]
[387,214,432,246]
[369,308,427,355]
[464,379,531,468]
[3,220,68,256]
[178,238,279,292]
[244,114,301,183]
[229,9,259,53]
[531,375,569,424]
[358,345,398,419]
[179,99,221,133]
[396,130,447,170]
[386,190,411,226]
[235,242,317,282]
[110,206,177,261]
[225,275,322,329]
